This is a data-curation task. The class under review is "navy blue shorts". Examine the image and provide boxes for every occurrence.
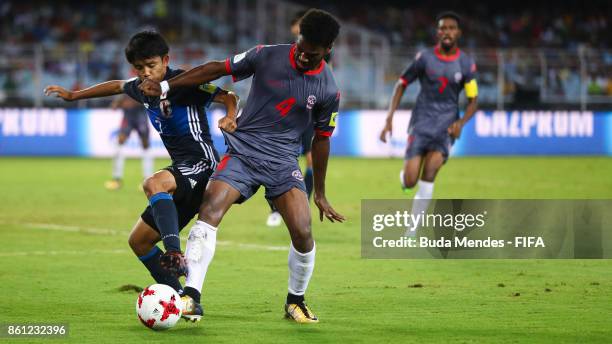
[404,133,454,162]
[141,160,214,233]
[211,154,307,203]
[119,108,149,139]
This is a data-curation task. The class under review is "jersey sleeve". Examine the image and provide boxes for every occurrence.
[399,52,426,86]
[225,45,265,82]
[313,90,340,137]
[122,77,143,103]
[463,57,478,98]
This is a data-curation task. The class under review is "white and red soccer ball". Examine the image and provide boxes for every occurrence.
[136,284,183,330]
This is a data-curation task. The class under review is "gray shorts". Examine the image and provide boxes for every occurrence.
[404,133,454,162]
[211,154,307,203]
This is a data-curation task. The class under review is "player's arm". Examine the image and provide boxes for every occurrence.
[379,81,407,143]
[312,134,345,223]
[214,90,240,133]
[44,80,126,101]
[139,61,228,97]
[448,71,479,139]
[312,93,344,223]
[380,54,423,143]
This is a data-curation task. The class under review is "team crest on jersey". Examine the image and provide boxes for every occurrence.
[292,170,304,181]
[454,72,463,83]
[160,99,172,118]
[306,95,317,110]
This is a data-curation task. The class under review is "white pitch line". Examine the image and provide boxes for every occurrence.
[0,249,128,257]
[0,221,288,252]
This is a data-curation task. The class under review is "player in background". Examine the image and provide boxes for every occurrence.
[104,94,154,190]
[44,31,238,322]
[266,9,314,227]
[139,9,344,323]
[379,12,478,235]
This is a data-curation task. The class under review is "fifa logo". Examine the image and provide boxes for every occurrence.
[306,95,316,110]
[160,99,173,118]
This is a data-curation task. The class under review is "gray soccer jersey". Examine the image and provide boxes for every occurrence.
[224,44,339,163]
[400,46,477,137]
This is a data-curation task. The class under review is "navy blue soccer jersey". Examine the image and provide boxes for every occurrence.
[400,46,477,137]
[224,44,340,164]
[123,67,221,168]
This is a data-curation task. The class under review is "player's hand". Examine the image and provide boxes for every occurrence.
[447,120,464,139]
[314,194,345,223]
[218,116,237,133]
[44,85,75,101]
[379,118,393,143]
[138,78,162,97]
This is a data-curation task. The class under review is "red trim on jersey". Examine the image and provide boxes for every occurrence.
[315,129,332,137]
[434,45,460,62]
[289,44,326,75]
[224,58,237,82]
[399,77,409,86]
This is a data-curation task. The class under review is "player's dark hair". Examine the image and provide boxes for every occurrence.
[125,31,169,64]
[436,11,462,28]
[299,9,340,48]
[291,10,307,26]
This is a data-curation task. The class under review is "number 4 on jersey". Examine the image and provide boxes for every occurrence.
[275,97,296,117]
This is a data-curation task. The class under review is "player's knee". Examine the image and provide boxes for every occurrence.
[291,221,313,252]
[404,174,418,189]
[199,202,224,226]
[141,139,150,149]
[142,176,162,198]
[128,232,144,255]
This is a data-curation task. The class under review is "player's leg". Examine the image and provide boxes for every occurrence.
[401,156,422,190]
[137,114,154,180]
[405,150,444,236]
[141,169,186,275]
[105,123,129,190]
[266,198,282,227]
[272,188,318,323]
[181,156,253,320]
[128,217,183,293]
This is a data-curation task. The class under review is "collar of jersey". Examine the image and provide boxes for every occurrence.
[289,44,326,75]
[434,45,461,62]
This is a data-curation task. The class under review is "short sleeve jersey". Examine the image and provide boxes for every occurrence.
[123,67,221,167]
[224,44,340,163]
[399,46,477,137]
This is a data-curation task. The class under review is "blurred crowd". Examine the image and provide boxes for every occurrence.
[0,0,610,108]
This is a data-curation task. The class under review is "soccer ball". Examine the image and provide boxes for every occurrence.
[136,284,183,330]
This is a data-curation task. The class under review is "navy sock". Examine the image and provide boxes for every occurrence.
[138,246,183,293]
[150,192,180,252]
[304,168,313,200]
[267,198,277,213]
[183,286,201,304]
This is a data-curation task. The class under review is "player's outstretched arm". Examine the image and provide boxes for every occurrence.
[448,96,478,139]
[214,91,239,133]
[380,81,407,143]
[44,80,125,101]
[139,61,228,97]
[311,134,345,223]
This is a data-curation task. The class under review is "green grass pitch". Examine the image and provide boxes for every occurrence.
[1,156,611,343]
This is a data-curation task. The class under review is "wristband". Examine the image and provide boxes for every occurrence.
[160,80,170,97]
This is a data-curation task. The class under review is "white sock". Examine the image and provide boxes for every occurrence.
[406,180,434,235]
[112,144,126,179]
[141,148,154,178]
[288,242,315,296]
[185,220,217,293]
[399,170,406,189]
